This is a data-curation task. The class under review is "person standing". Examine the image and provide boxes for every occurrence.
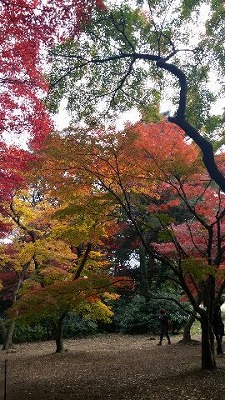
[213,302,225,355]
[157,308,171,345]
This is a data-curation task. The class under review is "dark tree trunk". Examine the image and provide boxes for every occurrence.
[54,314,66,353]
[2,321,15,351]
[55,331,63,353]
[139,245,151,295]
[200,315,216,370]
[0,318,7,344]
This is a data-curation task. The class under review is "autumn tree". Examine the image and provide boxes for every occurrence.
[39,121,192,267]
[35,123,189,293]
[0,1,108,301]
[0,0,107,242]
[117,121,225,370]
[47,0,225,192]
[0,187,78,350]
[0,0,105,148]
[0,145,39,348]
[150,172,225,369]
[9,273,118,353]
[38,119,225,369]
[0,149,126,351]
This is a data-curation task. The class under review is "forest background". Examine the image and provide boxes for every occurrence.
[0,0,225,372]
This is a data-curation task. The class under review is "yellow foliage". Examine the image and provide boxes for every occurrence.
[75,300,114,324]
[80,250,110,273]
[0,243,29,273]
[103,291,120,301]
[33,239,76,266]
[38,266,73,286]
[18,243,35,264]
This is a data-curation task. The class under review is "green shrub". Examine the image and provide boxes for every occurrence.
[63,313,98,337]
[112,292,190,334]
[10,313,99,344]
[12,323,51,343]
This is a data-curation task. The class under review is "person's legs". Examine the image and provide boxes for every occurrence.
[158,328,171,345]
[158,333,163,345]
[165,331,171,344]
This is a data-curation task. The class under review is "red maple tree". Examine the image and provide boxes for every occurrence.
[0,0,106,231]
[0,0,105,148]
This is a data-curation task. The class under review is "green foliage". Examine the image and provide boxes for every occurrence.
[181,0,203,19]
[113,295,152,334]
[12,323,51,344]
[5,314,99,344]
[47,0,225,140]
[181,258,215,281]
[157,229,174,242]
[112,293,189,334]
[47,4,160,121]
[138,94,162,124]
[63,313,98,338]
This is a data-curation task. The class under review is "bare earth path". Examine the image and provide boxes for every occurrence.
[0,334,225,400]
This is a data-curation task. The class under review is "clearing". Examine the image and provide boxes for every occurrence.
[0,333,225,400]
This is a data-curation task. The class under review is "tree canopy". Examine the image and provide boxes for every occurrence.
[47,0,225,190]
[0,0,105,147]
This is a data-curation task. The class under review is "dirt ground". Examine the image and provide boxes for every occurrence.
[1,333,225,400]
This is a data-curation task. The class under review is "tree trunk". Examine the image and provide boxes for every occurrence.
[2,321,15,351]
[54,314,66,353]
[182,294,202,343]
[55,331,63,353]
[139,245,151,295]
[182,314,196,343]
[1,260,30,351]
[200,315,216,370]
[0,318,7,344]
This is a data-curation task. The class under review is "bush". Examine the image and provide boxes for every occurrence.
[113,295,154,334]
[63,313,98,338]
[10,313,99,344]
[112,292,190,334]
[12,323,51,343]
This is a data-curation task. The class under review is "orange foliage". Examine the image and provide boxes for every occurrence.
[111,276,135,290]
